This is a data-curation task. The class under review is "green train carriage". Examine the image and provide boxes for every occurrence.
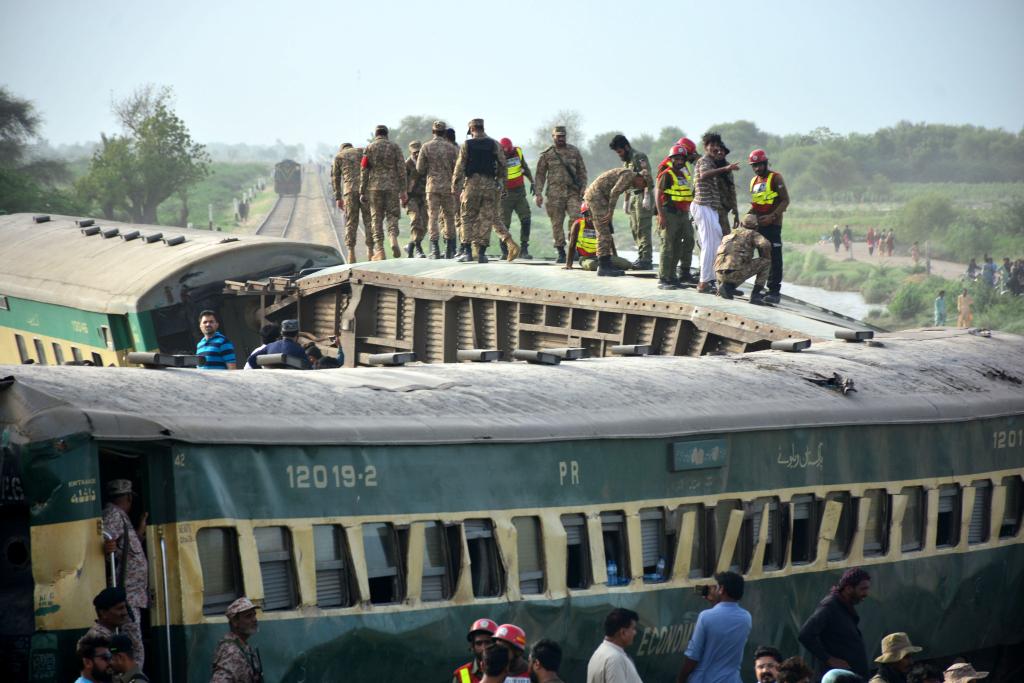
[1,328,1023,682]
[0,213,341,367]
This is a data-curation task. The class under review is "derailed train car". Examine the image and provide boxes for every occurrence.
[1,329,1023,681]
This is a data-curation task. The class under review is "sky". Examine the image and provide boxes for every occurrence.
[3,0,1023,153]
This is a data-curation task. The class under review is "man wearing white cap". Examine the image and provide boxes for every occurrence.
[869,632,921,683]
[211,597,263,682]
[942,662,988,682]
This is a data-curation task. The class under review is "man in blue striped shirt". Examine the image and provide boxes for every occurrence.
[196,310,237,370]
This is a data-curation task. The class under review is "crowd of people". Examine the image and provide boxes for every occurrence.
[331,122,789,303]
[72,568,992,682]
[965,255,1024,295]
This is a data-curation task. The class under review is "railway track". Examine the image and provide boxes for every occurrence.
[255,193,298,237]
[253,165,344,255]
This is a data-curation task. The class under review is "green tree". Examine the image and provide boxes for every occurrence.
[80,85,210,224]
[531,109,585,152]
[895,194,957,244]
[388,115,443,152]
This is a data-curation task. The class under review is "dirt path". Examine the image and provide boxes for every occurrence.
[788,240,966,280]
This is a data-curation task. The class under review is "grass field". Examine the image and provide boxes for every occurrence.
[155,162,270,230]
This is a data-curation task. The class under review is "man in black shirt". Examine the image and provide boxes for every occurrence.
[798,567,872,679]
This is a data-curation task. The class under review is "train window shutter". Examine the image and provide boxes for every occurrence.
[639,508,664,571]
[464,519,503,598]
[421,522,450,602]
[936,485,961,548]
[362,522,404,604]
[254,526,297,611]
[863,489,889,556]
[197,527,242,615]
[600,511,630,586]
[1002,476,1023,537]
[463,519,492,540]
[513,517,544,594]
[560,514,591,589]
[313,525,352,608]
[901,487,925,551]
[969,481,992,544]
[790,495,817,565]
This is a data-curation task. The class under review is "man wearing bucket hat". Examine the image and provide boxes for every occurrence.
[452,618,498,683]
[101,479,147,668]
[211,597,263,682]
[869,632,922,683]
[942,663,988,682]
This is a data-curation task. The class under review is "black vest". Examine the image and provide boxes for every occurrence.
[465,138,497,178]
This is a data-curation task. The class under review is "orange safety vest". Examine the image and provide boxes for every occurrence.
[749,172,779,214]
[658,164,693,210]
[575,217,598,257]
[505,147,526,190]
[454,662,481,683]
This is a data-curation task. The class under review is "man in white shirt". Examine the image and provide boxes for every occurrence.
[586,608,644,683]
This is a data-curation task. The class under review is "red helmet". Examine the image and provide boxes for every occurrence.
[676,137,697,155]
[467,618,498,642]
[579,201,590,214]
[493,623,527,651]
[668,144,686,158]
[748,149,768,164]
[499,137,515,154]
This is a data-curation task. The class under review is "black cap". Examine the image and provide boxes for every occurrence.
[109,634,133,657]
[93,586,127,610]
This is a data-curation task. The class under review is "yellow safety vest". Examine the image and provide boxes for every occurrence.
[506,148,525,182]
[660,165,694,207]
[750,172,779,208]
[576,217,597,256]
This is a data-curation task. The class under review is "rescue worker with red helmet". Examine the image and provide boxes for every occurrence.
[499,138,536,259]
[563,202,634,273]
[654,141,699,289]
[747,148,790,303]
[492,623,531,683]
[453,618,499,683]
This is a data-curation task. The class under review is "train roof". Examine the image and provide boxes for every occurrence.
[2,329,1022,446]
[0,213,341,314]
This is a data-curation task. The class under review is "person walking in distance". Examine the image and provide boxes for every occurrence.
[499,137,536,259]
[535,125,588,263]
[798,568,872,679]
[676,571,752,683]
[691,133,738,294]
[586,608,643,683]
[416,120,460,259]
[451,119,520,263]
[359,124,407,260]
[404,140,428,258]
[335,142,373,263]
[747,148,790,303]
[453,618,499,683]
[956,288,974,328]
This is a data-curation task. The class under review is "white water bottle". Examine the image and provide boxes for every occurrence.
[607,560,618,586]
[656,556,666,579]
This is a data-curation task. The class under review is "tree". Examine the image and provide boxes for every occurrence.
[531,110,585,151]
[80,85,210,224]
[388,115,443,152]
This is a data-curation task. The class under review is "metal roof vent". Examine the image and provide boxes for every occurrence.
[368,352,416,366]
[33,215,50,223]
[457,349,503,362]
[163,235,186,246]
[256,353,306,369]
[219,237,239,244]
[75,219,95,228]
[143,233,163,244]
[80,226,101,236]
[549,347,588,360]
[127,352,203,368]
[512,349,561,365]
[121,230,140,241]
[835,329,873,343]
[610,344,651,356]
[101,228,120,239]
[771,339,812,352]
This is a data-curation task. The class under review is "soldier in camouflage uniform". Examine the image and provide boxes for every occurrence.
[211,597,263,683]
[535,125,588,263]
[404,141,427,258]
[416,120,459,259]
[451,118,520,263]
[582,168,647,276]
[714,213,771,304]
[77,587,132,667]
[334,143,372,263]
[359,125,407,260]
[101,479,147,668]
[610,135,655,269]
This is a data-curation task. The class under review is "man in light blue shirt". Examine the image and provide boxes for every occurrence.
[676,571,752,683]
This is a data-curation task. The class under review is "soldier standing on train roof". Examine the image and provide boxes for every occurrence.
[101,479,147,667]
[336,142,373,263]
[535,125,588,263]
[359,124,408,261]
[211,597,263,683]
[492,624,531,683]
[714,213,772,305]
[451,118,521,263]
[747,149,790,304]
[609,134,654,271]
[581,168,648,277]
[453,618,499,683]
[416,120,460,259]
[404,141,428,258]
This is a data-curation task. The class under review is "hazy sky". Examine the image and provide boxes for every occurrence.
[3,0,1022,152]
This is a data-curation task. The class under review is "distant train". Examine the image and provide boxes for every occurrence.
[0,213,341,367]
[274,159,302,196]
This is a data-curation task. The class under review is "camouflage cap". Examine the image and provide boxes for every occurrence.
[740,213,759,229]
[225,596,258,618]
[432,120,447,133]
[468,118,484,130]
[552,126,567,136]
[374,124,389,136]
[340,142,352,151]
[106,479,134,497]
[408,140,422,152]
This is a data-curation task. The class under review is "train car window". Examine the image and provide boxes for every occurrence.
[900,486,926,552]
[32,339,48,365]
[197,527,243,615]
[513,516,545,595]
[91,352,103,366]
[71,347,83,363]
[362,522,404,604]
[746,497,784,571]
[601,511,630,586]
[254,526,298,610]
[15,335,30,363]
[968,480,992,544]
[863,489,890,556]
[99,326,113,350]
[463,519,504,598]
[561,513,592,589]
[936,485,962,548]
[639,507,674,583]
[444,524,463,588]
[1001,475,1023,538]
[313,524,355,608]
[790,494,819,565]
[678,504,709,578]
[712,499,743,571]
[51,343,65,365]
[825,492,854,560]
[421,521,453,601]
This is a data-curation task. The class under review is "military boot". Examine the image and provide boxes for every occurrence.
[519,243,532,259]
[749,284,767,305]
[503,236,521,261]
[414,241,426,258]
[346,247,356,264]
[390,235,401,258]
[596,255,625,277]
[371,248,385,262]
[404,241,415,258]
[456,243,474,262]
[476,244,488,264]
[499,240,509,259]
[520,218,533,259]
[718,282,737,300]
[428,239,441,259]
[556,245,567,264]
[445,238,457,259]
